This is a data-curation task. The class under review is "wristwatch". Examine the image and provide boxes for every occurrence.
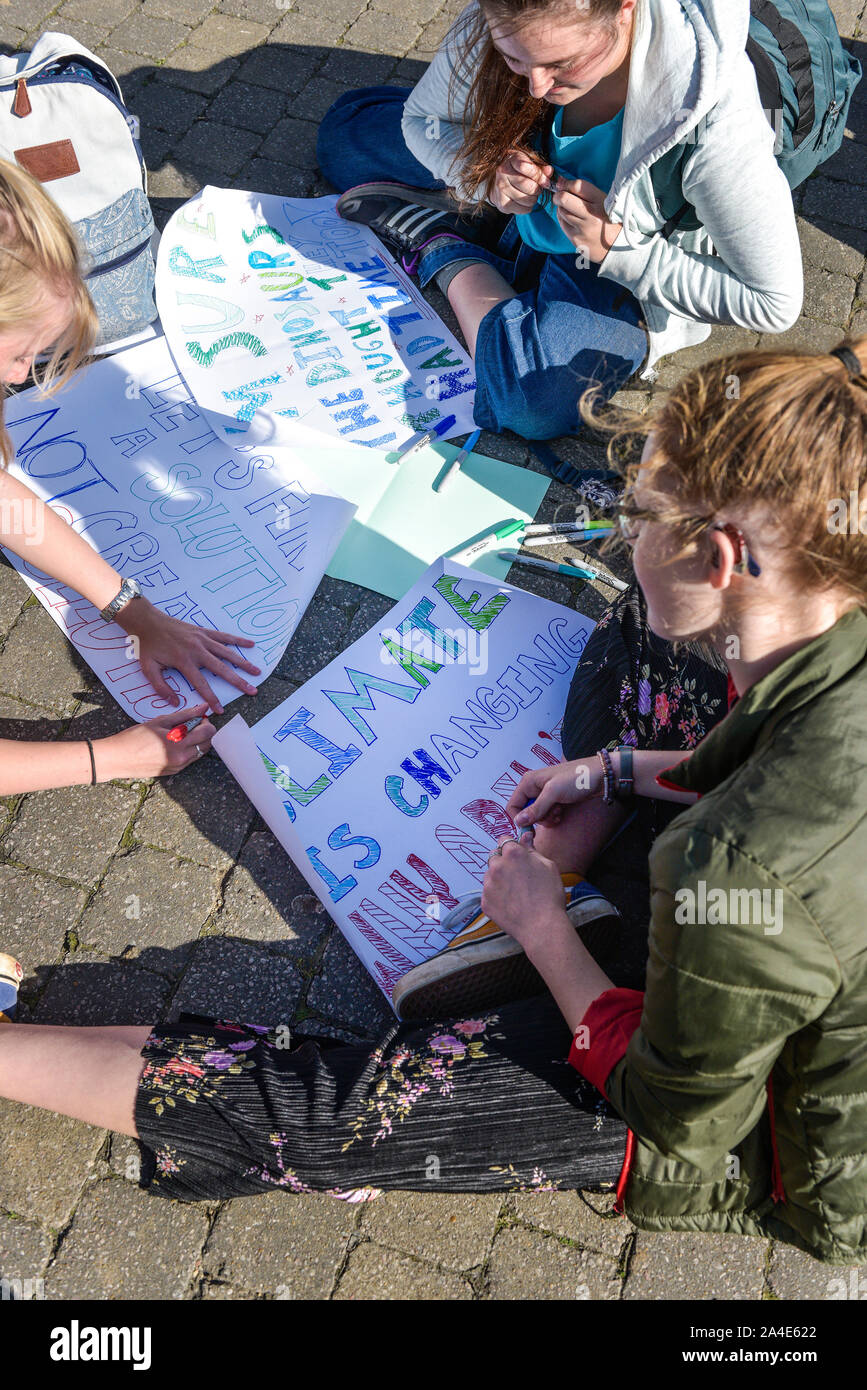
[614,745,635,802]
[100,577,143,623]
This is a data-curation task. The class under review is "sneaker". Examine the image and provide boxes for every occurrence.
[336,180,508,275]
[0,954,23,1023]
[391,875,619,1022]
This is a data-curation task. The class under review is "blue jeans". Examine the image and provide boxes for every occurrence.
[317,86,648,440]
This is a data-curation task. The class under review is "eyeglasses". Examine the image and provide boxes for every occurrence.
[616,496,761,577]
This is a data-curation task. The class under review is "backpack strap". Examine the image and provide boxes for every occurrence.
[750,0,816,149]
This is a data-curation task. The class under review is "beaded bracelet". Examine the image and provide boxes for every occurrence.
[597,747,615,805]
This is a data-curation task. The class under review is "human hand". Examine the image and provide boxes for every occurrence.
[117,597,260,714]
[506,758,601,829]
[552,177,622,262]
[481,837,570,956]
[491,151,553,214]
[96,704,217,780]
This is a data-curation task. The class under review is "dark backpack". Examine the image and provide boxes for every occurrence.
[657,0,861,236]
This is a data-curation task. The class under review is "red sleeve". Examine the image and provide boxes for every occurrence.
[568,987,644,1098]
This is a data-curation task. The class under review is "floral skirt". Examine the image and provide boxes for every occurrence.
[135,585,730,1203]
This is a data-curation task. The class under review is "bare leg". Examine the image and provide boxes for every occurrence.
[0,1023,151,1137]
[447,262,517,357]
[532,798,630,877]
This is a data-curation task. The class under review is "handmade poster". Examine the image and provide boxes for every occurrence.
[271,420,549,600]
[156,186,477,453]
[1,337,354,721]
[213,558,594,1005]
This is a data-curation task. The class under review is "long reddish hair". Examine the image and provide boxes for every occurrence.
[449,0,626,206]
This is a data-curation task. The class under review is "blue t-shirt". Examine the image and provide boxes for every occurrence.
[515,105,625,256]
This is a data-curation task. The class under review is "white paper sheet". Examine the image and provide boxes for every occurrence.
[1,337,354,721]
[156,187,477,453]
[213,558,595,1005]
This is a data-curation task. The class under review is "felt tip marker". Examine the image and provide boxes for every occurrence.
[435,427,482,492]
[455,519,526,562]
[498,549,628,588]
[523,520,613,536]
[522,531,614,549]
[167,715,205,743]
[396,413,458,460]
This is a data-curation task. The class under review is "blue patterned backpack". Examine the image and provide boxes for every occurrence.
[0,32,157,346]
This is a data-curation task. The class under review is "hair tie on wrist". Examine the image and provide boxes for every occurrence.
[85,738,97,785]
[829,346,862,380]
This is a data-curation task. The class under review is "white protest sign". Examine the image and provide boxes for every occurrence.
[156,187,478,453]
[213,558,594,1005]
[1,337,354,721]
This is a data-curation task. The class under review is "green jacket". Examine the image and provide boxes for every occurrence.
[583,607,867,1265]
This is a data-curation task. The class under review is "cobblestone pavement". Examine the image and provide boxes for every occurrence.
[0,0,864,1302]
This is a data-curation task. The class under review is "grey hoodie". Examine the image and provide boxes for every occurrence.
[402,0,804,375]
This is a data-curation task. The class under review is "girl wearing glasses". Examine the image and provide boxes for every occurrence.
[1,341,864,1269]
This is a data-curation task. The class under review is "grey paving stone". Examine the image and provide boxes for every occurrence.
[0,0,59,32]
[306,928,395,1036]
[272,11,354,47]
[133,753,256,870]
[318,47,398,87]
[803,177,867,231]
[147,159,214,199]
[798,216,867,278]
[221,674,298,727]
[33,958,172,1026]
[802,263,857,326]
[204,1191,356,1296]
[0,693,60,743]
[0,1212,51,1288]
[295,0,367,22]
[188,12,272,55]
[109,13,191,60]
[214,828,330,957]
[139,126,175,170]
[0,28,28,58]
[143,0,216,24]
[4,781,138,887]
[756,317,847,355]
[236,44,318,92]
[170,935,303,1023]
[132,78,208,136]
[654,325,761,388]
[218,0,293,23]
[851,306,867,337]
[485,1223,621,1300]
[0,1098,106,1230]
[266,114,321,169]
[343,11,422,57]
[207,77,287,132]
[43,1178,208,1300]
[511,1189,632,1262]
[75,846,220,962]
[158,48,241,95]
[174,119,263,175]
[233,157,314,197]
[821,133,867,187]
[767,1241,866,1300]
[344,588,398,643]
[289,73,348,122]
[371,0,444,24]
[275,585,355,680]
[359,1191,501,1271]
[335,1240,473,1299]
[0,864,87,981]
[622,1230,766,1301]
[830,0,864,40]
[0,604,96,716]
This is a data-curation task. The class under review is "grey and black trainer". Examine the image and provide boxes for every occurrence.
[336,181,508,275]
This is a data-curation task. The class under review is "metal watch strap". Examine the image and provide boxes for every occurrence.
[100,577,142,623]
[615,745,635,801]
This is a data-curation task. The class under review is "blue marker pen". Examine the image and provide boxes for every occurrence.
[395,413,458,460]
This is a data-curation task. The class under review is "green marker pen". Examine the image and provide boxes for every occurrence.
[454,520,526,563]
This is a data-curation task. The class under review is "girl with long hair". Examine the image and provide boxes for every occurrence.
[1,336,863,1267]
[317,0,805,439]
[0,158,262,795]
